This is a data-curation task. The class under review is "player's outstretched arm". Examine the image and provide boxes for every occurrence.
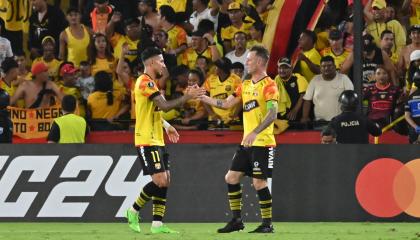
[152,86,206,112]
[200,95,241,110]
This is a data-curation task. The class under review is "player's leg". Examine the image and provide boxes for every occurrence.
[150,148,178,234]
[218,146,250,233]
[248,147,275,233]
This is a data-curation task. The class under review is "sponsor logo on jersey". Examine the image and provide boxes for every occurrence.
[243,100,259,112]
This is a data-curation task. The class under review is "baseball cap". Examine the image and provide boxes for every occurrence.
[329,29,343,40]
[372,0,386,10]
[60,64,79,76]
[214,57,232,74]
[41,35,55,45]
[191,29,204,37]
[228,2,241,11]
[278,57,291,67]
[410,50,420,62]
[31,62,49,76]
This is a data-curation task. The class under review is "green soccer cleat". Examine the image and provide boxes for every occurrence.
[150,224,179,234]
[125,209,141,233]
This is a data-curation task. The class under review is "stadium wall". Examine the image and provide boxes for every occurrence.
[0,144,419,222]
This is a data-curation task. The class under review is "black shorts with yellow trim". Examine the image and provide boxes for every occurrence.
[136,146,169,176]
[230,146,275,179]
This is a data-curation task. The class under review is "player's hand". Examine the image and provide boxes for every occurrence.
[243,131,257,147]
[185,85,206,99]
[415,126,420,134]
[166,126,180,143]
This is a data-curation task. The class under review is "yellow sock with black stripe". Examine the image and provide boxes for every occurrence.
[257,187,272,225]
[132,181,157,211]
[152,187,168,221]
[228,184,242,219]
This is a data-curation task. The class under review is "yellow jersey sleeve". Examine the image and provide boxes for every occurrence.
[296,74,308,93]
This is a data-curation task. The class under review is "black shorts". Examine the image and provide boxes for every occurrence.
[230,146,275,179]
[136,146,169,175]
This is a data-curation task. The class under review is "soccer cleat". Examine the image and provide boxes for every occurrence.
[150,225,179,234]
[217,218,245,233]
[248,224,274,233]
[125,209,141,233]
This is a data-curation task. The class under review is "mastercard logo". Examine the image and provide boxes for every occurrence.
[355,158,420,218]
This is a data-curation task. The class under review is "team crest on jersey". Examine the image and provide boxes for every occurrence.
[155,163,161,170]
[147,82,155,88]
[225,85,232,91]
[244,100,259,112]
[290,82,296,88]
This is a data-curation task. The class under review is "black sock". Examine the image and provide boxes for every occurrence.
[152,187,168,221]
[227,184,242,219]
[133,181,159,211]
[257,187,272,225]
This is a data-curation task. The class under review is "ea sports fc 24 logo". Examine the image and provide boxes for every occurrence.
[356,158,420,218]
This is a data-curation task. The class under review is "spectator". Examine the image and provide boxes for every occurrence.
[0,58,18,97]
[29,0,67,59]
[47,95,88,143]
[363,66,402,127]
[297,30,321,82]
[0,89,12,143]
[321,126,337,144]
[0,18,13,67]
[77,61,95,101]
[14,52,32,85]
[320,29,350,71]
[59,8,91,67]
[329,90,382,143]
[88,33,116,77]
[364,0,406,53]
[221,2,253,53]
[89,0,113,34]
[153,29,175,92]
[341,34,397,87]
[203,57,241,124]
[87,71,128,130]
[275,57,308,122]
[115,44,135,120]
[11,62,64,108]
[231,61,244,79]
[157,0,187,13]
[58,64,85,117]
[247,21,265,49]
[188,0,218,32]
[380,30,399,66]
[159,5,188,63]
[398,25,420,86]
[181,30,221,69]
[302,56,354,123]
[407,50,420,93]
[137,0,161,34]
[405,71,420,144]
[225,31,249,74]
[197,19,224,56]
[33,36,62,82]
[106,16,141,63]
[196,55,211,78]
[174,69,208,130]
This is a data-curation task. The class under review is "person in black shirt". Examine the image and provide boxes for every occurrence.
[329,90,382,143]
[0,89,12,143]
[405,72,420,144]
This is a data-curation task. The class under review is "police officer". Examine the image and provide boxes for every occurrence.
[328,90,382,143]
[0,89,12,143]
[47,95,88,143]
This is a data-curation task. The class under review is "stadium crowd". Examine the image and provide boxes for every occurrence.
[0,0,420,143]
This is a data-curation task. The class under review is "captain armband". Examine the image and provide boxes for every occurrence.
[266,100,278,110]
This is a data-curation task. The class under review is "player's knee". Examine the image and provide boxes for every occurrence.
[225,173,240,184]
[252,178,267,190]
[153,174,169,188]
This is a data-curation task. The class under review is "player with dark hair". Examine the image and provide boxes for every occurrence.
[201,45,278,233]
[126,47,205,234]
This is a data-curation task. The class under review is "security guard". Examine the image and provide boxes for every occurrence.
[329,90,382,143]
[0,89,12,143]
[47,95,88,143]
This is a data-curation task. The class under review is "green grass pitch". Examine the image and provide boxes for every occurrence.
[0,222,419,240]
